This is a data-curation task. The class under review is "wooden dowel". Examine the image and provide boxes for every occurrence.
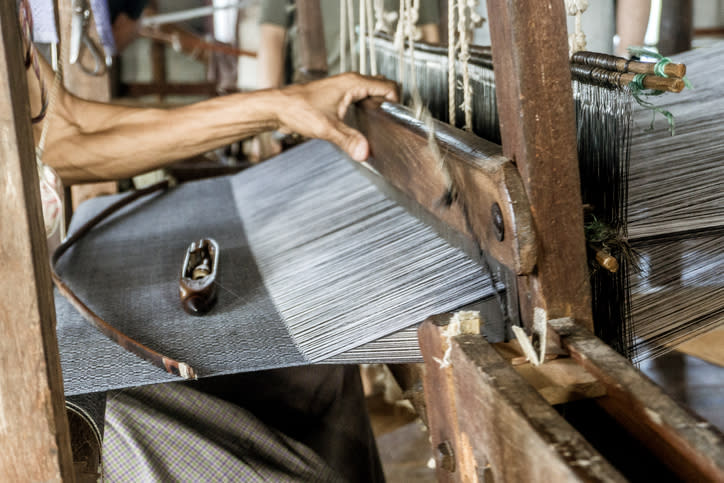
[571,51,686,78]
[594,248,619,273]
[620,72,685,93]
[624,59,686,78]
[570,63,685,93]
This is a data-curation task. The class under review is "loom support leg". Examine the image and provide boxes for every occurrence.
[418,314,724,482]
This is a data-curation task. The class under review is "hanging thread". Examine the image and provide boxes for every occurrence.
[565,0,588,55]
[340,0,347,72]
[447,0,456,125]
[366,0,378,75]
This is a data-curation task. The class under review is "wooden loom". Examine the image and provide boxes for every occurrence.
[1,2,723,483]
[296,0,724,481]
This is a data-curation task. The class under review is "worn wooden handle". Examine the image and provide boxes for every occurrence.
[571,51,687,79]
[621,72,685,93]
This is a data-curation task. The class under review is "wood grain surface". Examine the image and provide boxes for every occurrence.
[0,2,74,479]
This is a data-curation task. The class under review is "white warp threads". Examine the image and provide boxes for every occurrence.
[394,0,406,85]
[566,0,588,55]
[233,142,494,362]
[366,0,378,75]
[340,0,347,72]
[447,0,456,125]
[359,0,368,74]
[457,0,472,131]
[347,0,357,71]
[448,0,482,130]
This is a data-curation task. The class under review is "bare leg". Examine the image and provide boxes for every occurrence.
[616,0,652,56]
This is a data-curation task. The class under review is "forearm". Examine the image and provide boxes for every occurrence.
[45,90,282,183]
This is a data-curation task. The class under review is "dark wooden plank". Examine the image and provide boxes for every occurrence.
[354,99,536,275]
[550,318,724,482]
[658,0,693,56]
[0,2,74,479]
[485,0,593,329]
[295,0,328,80]
[419,317,624,482]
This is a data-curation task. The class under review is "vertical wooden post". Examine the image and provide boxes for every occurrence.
[485,0,593,329]
[57,0,117,209]
[658,0,693,56]
[296,0,328,80]
[0,2,74,480]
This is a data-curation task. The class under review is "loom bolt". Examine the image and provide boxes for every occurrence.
[436,440,456,473]
[491,203,505,242]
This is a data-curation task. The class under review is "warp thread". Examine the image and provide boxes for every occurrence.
[626,46,693,136]
[565,0,588,55]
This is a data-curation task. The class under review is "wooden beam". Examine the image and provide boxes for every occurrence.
[658,0,693,56]
[485,0,593,329]
[355,100,536,275]
[550,318,724,481]
[419,316,625,482]
[0,2,74,480]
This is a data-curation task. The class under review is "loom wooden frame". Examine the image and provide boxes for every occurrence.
[0,0,74,479]
[3,0,723,481]
[340,1,724,481]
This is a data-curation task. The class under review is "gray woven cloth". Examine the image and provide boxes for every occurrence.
[56,140,492,396]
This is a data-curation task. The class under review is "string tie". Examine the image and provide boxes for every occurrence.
[627,46,693,88]
[629,73,676,136]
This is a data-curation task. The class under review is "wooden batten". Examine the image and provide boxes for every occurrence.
[354,99,537,275]
[0,2,75,480]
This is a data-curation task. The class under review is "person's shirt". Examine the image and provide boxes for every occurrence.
[259,0,439,77]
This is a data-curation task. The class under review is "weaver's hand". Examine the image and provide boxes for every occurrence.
[274,73,398,161]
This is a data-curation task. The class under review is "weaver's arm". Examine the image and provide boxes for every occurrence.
[26,48,397,184]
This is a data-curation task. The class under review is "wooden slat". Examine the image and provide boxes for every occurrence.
[354,100,536,275]
[0,2,74,480]
[419,316,624,482]
[485,0,593,329]
[550,317,724,482]
[492,342,606,406]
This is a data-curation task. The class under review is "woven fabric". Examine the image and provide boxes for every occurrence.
[56,140,492,396]
[56,177,303,396]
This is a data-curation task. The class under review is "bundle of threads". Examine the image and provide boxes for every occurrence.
[365,25,709,360]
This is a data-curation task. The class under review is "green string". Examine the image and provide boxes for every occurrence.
[627,46,693,88]
[629,73,676,135]
[625,47,691,136]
